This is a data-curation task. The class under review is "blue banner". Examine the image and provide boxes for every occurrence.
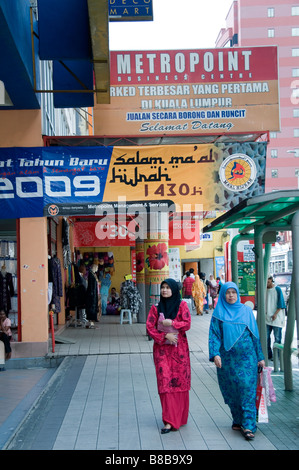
[0,147,113,218]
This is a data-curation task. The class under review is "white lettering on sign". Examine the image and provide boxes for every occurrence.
[0,176,101,199]
[116,50,252,76]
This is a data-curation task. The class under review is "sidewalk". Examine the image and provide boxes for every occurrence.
[0,311,298,450]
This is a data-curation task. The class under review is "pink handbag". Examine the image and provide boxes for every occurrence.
[157,313,178,346]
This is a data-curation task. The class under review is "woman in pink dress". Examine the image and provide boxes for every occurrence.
[146,278,191,434]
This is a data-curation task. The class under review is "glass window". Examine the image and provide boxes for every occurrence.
[292,6,299,15]
[294,129,299,137]
[270,149,278,158]
[270,131,277,138]
[268,28,275,37]
[292,69,299,77]
[271,169,278,177]
[292,28,299,36]
[268,7,275,17]
[0,233,18,340]
[292,48,299,56]
[294,109,299,117]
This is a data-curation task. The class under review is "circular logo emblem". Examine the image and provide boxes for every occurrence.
[219,154,257,192]
[48,204,59,216]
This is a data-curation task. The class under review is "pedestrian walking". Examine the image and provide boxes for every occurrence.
[199,272,209,313]
[266,275,286,360]
[208,274,218,309]
[209,282,265,441]
[182,271,195,299]
[146,278,191,434]
[192,274,206,315]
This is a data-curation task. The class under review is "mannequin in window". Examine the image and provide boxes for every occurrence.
[0,264,14,315]
[86,264,99,327]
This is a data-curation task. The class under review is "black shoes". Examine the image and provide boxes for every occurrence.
[161,425,172,434]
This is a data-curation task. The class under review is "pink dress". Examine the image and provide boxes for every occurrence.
[146,301,191,429]
[1,318,12,337]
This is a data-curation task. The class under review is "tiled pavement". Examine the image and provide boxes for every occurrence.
[0,311,298,451]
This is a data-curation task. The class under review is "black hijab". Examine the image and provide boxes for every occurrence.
[157,278,181,320]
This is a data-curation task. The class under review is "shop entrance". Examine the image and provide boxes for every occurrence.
[182,258,214,278]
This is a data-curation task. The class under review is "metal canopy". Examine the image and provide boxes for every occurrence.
[203,190,299,235]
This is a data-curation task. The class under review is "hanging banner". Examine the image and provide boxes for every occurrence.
[72,220,136,247]
[0,146,113,218]
[0,142,266,218]
[168,218,200,246]
[93,46,279,136]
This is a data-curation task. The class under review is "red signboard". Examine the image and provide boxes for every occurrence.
[94,46,279,136]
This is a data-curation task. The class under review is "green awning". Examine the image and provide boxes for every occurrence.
[203,190,299,234]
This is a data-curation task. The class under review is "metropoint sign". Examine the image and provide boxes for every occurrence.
[93,46,280,136]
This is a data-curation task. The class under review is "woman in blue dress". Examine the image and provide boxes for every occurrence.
[209,282,265,440]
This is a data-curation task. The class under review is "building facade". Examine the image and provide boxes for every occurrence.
[215,0,299,192]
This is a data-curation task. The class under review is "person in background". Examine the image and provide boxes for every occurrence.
[208,274,218,310]
[216,276,223,292]
[0,309,12,360]
[106,287,121,315]
[146,279,191,434]
[266,275,286,360]
[192,274,206,315]
[189,268,195,279]
[199,272,209,313]
[108,287,119,304]
[182,271,195,299]
[209,282,265,441]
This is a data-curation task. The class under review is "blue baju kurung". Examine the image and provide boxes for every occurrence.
[209,312,264,432]
[208,281,264,433]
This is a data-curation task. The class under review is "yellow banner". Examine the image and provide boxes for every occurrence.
[102,143,266,211]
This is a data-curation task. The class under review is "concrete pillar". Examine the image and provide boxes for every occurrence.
[283,277,295,391]
[136,240,146,323]
[144,211,169,316]
[254,225,267,364]
[19,217,49,356]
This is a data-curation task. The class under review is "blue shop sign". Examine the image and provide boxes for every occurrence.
[109,0,153,21]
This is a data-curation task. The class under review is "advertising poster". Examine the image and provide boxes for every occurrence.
[94,46,279,136]
[237,242,256,304]
[168,248,181,283]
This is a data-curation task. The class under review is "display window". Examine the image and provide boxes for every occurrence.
[0,220,18,341]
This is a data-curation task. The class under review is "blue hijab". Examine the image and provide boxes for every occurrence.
[212,281,260,351]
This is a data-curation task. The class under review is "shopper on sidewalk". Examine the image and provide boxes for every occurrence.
[209,282,265,441]
[182,271,195,299]
[199,272,209,313]
[146,278,191,434]
[266,275,286,360]
[192,274,206,315]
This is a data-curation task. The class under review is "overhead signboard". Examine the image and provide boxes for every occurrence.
[109,0,153,21]
[0,142,266,219]
[94,46,279,136]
